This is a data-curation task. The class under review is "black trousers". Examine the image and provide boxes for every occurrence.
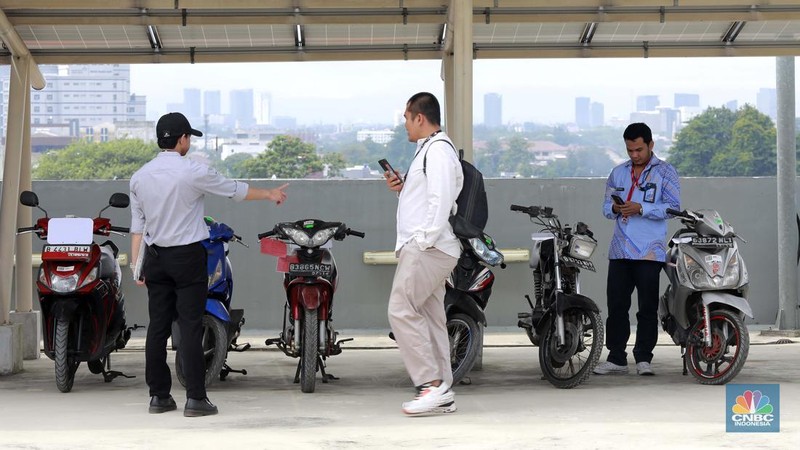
[605,259,664,366]
[143,242,208,400]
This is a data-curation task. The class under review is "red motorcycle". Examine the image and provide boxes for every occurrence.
[258,219,364,393]
[17,190,140,392]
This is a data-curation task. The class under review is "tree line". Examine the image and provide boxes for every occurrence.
[31,104,797,180]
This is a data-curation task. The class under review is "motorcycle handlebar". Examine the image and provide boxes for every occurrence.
[510,204,540,217]
[667,208,690,219]
[258,230,276,240]
[347,229,365,238]
[109,226,129,233]
[17,226,37,233]
[510,204,527,212]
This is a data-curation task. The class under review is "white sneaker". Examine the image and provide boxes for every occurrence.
[402,382,456,415]
[636,361,655,376]
[593,361,629,375]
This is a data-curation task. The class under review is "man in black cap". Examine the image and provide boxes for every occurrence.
[130,112,288,417]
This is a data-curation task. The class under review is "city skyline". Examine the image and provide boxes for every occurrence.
[131,56,796,126]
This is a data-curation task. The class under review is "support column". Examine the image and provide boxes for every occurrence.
[775,56,799,331]
[451,0,473,161]
[0,55,31,374]
[442,53,455,134]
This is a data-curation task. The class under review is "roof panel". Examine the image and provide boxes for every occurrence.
[304,24,440,46]
[18,25,151,49]
[739,21,800,41]
[474,23,586,44]
[592,21,730,43]
[157,25,295,48]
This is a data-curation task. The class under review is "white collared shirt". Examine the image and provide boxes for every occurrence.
[130,151,249,247]
[395,133,463,258]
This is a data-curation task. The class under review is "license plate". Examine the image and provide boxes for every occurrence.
[691,236,734,248]
[289,263,332,277]
[561,255,596,272]
[42,245,92,261]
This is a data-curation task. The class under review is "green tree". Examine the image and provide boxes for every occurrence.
[669,105,776,176]
[236,135,345,179]
[34,139,157,180]
[498,135,533,177]
[218,152,253,178]
[382,124,416,172]
[321,152,347,177]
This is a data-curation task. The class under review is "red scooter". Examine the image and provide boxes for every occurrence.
[17,190,141,392]
[258,219,364,393]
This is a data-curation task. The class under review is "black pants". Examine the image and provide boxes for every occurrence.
[143,242,208,400]
[605,259,664,366]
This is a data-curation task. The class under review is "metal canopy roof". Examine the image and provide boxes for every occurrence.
[2,1,800,64]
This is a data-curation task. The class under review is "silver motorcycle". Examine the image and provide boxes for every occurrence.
[512,205,604,389]
[662,208,751,385]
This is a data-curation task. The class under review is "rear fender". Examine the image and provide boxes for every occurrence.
[205,298,231,322]
[289,279,333,320]
[444,289,486,325]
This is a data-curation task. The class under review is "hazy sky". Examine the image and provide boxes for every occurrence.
[130,56,788,126]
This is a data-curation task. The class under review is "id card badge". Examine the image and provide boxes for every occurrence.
[642,183,657,203]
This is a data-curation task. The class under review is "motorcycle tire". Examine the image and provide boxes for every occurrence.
[54,319,79,393]
[538,309,603,389]
[175,315,228,388]
[300,308,319,393]
[447,313,482,385]
[686,309,749,385]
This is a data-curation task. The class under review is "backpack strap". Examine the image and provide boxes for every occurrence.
[423,139,459,175]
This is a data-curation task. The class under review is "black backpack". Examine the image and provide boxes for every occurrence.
[424,141,489,239]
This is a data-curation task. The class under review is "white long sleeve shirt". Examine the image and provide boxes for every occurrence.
[395,133,463,258]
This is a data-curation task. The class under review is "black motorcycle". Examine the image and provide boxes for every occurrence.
[511,205,604,389]
[446,232,505,384]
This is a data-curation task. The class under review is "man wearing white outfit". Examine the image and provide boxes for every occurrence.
[383,92,463,415]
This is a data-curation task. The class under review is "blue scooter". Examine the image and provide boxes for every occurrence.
[174,217,250,387]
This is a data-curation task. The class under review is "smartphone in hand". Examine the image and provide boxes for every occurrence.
[611,194,625,205]
[378,159,402,183]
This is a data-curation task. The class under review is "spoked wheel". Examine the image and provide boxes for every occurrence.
[538,309,603,389]
[54,319,79,393]
[686,309,749,385]
[447,313,482,385]
[176,315,228,388]
[300,308,319,393]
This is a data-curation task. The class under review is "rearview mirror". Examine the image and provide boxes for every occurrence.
[109,193,130,209]
[19,191,39,207]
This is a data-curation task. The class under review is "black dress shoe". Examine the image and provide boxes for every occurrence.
[184,397,218,417]
[149,395,177,414]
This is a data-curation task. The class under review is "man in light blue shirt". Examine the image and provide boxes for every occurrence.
[594,122,680,376]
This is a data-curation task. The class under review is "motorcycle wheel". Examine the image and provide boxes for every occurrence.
[539,309,603,389]
[176,315,228,388]
[448,313,482,385]
[300,308,319,393]
[686,309,749,385]
[54,319,79,393]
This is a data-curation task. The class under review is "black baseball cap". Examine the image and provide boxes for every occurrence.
[156,112,203,139]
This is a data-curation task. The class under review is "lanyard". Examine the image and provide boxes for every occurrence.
[627,165,651,202]
[404,130,441,182]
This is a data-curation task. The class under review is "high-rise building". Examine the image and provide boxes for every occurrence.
[183,88,202,124]
[724,100,738,111]
[756,87,777,121]
[484,93,502,128]
[674,93,700,108]
[229,89,255,128]
[0,64,146,139]
[204,90,221,116]
[590,101,604,127]
[575,97,591,129]
[256,92,272,125]
[636,95,660,112]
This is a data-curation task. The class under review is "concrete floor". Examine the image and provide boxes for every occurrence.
[1,330,798,449]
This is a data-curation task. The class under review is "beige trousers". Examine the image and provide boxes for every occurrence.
[388,243,458,387]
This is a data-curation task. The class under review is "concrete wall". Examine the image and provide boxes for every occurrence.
[5,177,797,330]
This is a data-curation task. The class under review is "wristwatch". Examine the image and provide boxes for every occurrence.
[639,206,644,215]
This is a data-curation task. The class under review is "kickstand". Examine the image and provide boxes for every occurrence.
[318,356,338,383]
[681,346,688,376]
[219,363,247,381]
[101,354,135,382]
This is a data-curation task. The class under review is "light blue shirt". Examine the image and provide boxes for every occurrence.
[603,154,680,262]
[130,151,249,247]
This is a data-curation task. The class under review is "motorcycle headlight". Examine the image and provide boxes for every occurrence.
[722,253,740,287]
[682,254,715,289]
[50,273,79,293]
[209,259,223,288]
[311,227,337,247]
[282,226,310,246]
[568,234,597,260]
[468,237,504,266]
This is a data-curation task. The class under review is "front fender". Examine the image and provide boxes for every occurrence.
[444,289,486,326]
[701,292,753,318]
[534,292,600,335]
[205,298,231,322]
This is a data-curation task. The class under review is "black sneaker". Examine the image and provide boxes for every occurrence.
[184,397,218,417]
[149,395,177,414]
